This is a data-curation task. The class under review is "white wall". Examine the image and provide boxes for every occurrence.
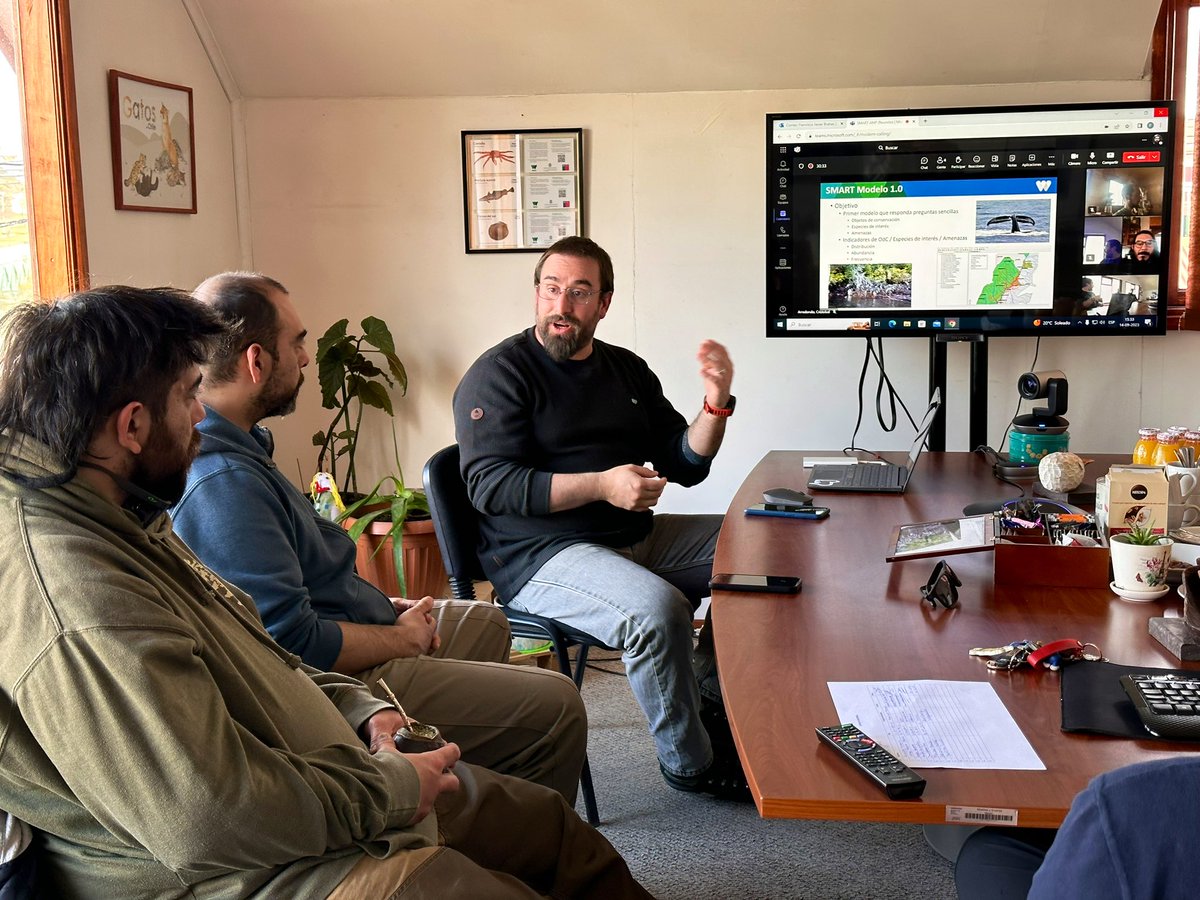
[244,81,1200,513]
[70,0,240,288]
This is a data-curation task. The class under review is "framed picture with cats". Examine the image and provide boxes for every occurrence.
[108,70,197,213]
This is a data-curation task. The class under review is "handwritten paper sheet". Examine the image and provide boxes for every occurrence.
[826,680,1045,770]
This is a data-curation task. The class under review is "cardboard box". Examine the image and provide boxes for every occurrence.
[1107,465,1168,538]
[1095,475,1109,536]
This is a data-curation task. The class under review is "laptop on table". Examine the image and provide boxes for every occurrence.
[807,388,942,494]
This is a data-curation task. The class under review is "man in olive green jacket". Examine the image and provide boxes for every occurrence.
[0,288,647,898]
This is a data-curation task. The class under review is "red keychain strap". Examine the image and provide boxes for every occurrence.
[1027,639,1083,668]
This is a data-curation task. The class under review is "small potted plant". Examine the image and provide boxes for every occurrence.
[312,316,445,598]
[1110,518,1174,598]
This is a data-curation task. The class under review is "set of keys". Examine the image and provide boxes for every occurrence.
[969,638,1104,671]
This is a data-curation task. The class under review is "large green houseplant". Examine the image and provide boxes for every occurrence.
[312,316,431,596]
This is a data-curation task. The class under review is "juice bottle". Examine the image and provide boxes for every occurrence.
[1133,427,1158,465]
[1152,429,1185,466]
[1180,430,1200,467]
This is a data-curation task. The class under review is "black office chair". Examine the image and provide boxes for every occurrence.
[422,443,611,825]
[1106,292,1135,317]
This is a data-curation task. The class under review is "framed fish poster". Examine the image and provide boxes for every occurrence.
[461,129,584,252]
[108,70,197,213]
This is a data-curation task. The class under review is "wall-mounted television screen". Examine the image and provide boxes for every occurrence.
[766,101,1175,338]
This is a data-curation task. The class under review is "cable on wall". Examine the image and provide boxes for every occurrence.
[846,337,919,457]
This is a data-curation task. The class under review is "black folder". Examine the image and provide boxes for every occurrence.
[1060,660,1197,738]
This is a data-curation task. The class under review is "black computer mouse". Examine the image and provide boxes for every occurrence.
[763,487,813,508]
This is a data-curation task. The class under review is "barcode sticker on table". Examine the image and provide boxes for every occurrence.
[945,806,1019,825]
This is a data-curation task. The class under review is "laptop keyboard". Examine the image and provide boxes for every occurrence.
[822,464,899,487]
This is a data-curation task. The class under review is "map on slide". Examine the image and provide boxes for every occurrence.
[975,253,1039,305]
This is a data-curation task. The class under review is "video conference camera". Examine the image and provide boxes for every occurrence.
[1014,369,1068,429]
[970,370,1072,486]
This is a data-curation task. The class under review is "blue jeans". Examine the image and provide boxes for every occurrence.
[954,827,1056,899]
[509,514,722,777]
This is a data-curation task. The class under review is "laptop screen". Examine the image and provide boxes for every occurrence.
[904,388,943,474]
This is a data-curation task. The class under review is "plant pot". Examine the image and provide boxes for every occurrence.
[1110,534,1174,591]
[346,516,450,600]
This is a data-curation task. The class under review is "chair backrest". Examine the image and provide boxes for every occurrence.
[424,445,614,661]
[422,444,487,601]
[1107,292,1134,316]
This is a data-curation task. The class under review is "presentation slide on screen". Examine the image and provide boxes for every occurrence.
[818,178,1058,312]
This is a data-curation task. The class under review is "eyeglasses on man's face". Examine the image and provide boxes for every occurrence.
[1133,239,1156,248]
[536,282,603,306]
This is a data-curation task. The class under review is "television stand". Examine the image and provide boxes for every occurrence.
[928,333,988,453]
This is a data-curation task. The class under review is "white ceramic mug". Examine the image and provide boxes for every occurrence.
[1167,466,1200,505]
[1169,501,1200,531]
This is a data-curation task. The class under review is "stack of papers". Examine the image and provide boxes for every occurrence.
[827,680,1044,770]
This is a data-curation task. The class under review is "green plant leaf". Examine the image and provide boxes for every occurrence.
[342,475,401,512]
[391,493,411,523]
[341,473,416,596]
[390,494,409,596]
[315,321,355,410]
[356,360,384,379]
[1123,519,1161,545]
[344,506,389,542]
[313,315,411,518]
[316,319,349,358]
[317,345,352,408]
[357,379,394,415]
[312,431,326,447]
[383,353,408,395]
[361,316,396,355]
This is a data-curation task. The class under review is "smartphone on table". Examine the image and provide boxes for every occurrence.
[709,574,802,594]
[745,503,830,520]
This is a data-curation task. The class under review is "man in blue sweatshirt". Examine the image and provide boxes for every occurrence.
[173,272,586,803]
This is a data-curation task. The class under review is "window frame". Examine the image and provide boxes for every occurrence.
[11,0,87,299]
[1153,0,1199,329]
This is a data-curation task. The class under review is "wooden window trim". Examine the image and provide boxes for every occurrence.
[12,0,87,298]
[1153,0,1200,329]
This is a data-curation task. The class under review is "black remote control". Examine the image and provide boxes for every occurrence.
[816,724,927,799]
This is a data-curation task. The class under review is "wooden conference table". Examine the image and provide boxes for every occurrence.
[710,451,1198,827]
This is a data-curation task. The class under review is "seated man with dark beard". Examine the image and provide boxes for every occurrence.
[173,273,587,804]
[0,286,648,898]
[454,237,748,801]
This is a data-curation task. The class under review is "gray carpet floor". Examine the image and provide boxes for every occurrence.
[573,650,957,899]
